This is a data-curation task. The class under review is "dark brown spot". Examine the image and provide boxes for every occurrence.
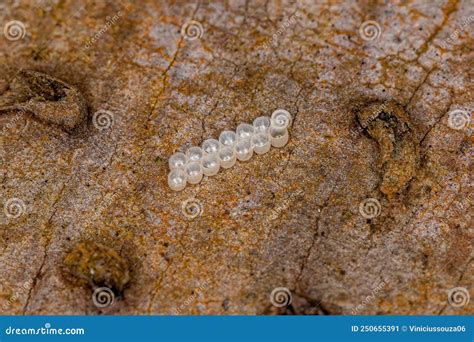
[62,241,130,294]
[355,100,419,197]
[0,70,87,133]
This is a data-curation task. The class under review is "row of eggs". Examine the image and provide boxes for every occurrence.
[168,109,292,191]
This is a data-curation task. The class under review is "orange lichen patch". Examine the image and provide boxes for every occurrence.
[355,100,419,197]
[63,241,130,293]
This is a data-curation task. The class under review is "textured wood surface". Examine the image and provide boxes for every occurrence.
[0,0,472,315]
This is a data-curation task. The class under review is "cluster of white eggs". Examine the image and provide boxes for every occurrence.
[168,109,292,191]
